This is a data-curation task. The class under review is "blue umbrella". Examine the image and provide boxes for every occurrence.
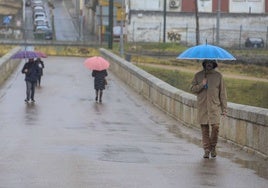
[177,44,236,60]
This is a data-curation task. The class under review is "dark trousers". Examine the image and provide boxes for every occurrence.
[37,75,42,86]
[25,80,36,100]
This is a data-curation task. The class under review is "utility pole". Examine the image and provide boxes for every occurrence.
[195,0,200,45]
[76,0,80,40]
[119,0,124,56]
[216,0,221,45]
[100,5,103,45]
[108,0,114,49]
[163,0,167,43]
[22,0,26,48]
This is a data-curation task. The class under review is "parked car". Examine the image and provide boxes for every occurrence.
[33,12,46,20]
[35,27,53,40]
[34,22,49,31]
[33,8,46,17]
[44,30,53,40]
[34,17,48,25]
[31,0,44,8]
[35,25,49,32]
[245,37,264,48]
[33,5,45,13]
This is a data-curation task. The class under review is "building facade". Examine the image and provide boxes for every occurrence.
[123,0,268,46]
[127,0,268,14]
[80,0,268,46]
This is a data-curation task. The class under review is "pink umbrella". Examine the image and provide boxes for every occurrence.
[84,56,110,71]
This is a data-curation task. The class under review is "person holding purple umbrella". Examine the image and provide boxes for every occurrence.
[21,58,41,103]
[190,59,227,159]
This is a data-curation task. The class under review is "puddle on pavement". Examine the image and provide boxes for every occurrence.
[233,158,268,179]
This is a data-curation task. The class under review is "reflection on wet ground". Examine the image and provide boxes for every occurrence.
[24,103,39,126]
[166,122,268,179]
[233,157,268,179]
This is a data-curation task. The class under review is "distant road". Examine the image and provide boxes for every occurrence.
[24,0,79,41]
[53,0,79,41]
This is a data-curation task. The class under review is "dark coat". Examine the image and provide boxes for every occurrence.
[35,58,45,76]
[21,60,41,82]
[92,70,108,90]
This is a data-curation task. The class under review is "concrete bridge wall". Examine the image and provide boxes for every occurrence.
[0,47,21,86]
[100,48,268,158]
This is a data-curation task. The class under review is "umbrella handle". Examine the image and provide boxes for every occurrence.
[204,70,208,89]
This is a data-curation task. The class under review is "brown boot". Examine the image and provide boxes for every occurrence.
[203,150,210,159]
[201,124,211,155]
[210,124,219,158]
[211,148,217,158]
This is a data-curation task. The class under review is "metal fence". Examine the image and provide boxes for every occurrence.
[129,21,268,49]
[1,18,267,49]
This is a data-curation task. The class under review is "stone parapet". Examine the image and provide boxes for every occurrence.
[100,48,268,158]
[0,46,21,86]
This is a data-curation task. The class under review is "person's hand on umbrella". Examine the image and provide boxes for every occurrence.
[202,78,207,86]
[202,78,208,89]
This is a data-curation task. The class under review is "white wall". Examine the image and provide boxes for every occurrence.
[230,0,264,14]
[129,0,160,11]
[128,0,265,13]
[126,12,268,46]
[198,0,213,12]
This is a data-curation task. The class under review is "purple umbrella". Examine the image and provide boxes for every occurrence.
[11,50,46,59]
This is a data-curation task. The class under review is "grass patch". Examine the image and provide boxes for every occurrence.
[139,65,268,109]
[0,45,100,57]
[0,45,15,56]
[225,78,268,108]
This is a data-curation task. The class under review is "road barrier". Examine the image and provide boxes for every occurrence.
[100,48,268,159]
[0,46,21,86]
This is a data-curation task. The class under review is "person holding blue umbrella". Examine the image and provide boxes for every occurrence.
[190,59,227,159]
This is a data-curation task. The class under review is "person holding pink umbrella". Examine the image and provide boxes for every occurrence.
[84,56,109,103]
[92,69,108,103]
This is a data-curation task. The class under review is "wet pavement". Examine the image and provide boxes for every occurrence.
[0,56,267,188]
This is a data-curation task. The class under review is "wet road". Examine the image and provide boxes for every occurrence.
[0,56,267,188]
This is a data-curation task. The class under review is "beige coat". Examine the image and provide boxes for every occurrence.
[191,69,227,124]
